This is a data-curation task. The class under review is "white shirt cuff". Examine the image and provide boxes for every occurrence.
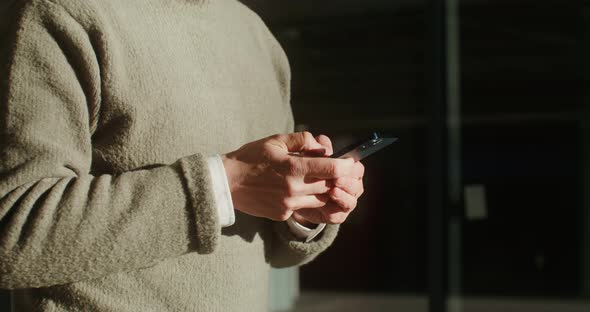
[206,155,235,227]
[286,217,326,243]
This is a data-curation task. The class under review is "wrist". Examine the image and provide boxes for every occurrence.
[220,153,239,193]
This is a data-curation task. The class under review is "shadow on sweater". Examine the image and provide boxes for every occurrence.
[221,211,274,263]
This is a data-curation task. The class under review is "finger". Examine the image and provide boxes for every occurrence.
[329,187,358,212]
[319,202,350,224]
[279,132,324,153]
[297,157,355,179]
[333,177,364,198]
[295,205,350,225]
[300,148,326,157]
[286,177,331,196]
[351,161,365,179]
[315,134,333,156]
[284,194,330,210]
[301,179,332,195]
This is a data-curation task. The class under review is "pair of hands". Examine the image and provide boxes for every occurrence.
[221,132,365,226]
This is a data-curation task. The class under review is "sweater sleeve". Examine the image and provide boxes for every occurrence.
[268,221,339,268]
[0,2,218,289]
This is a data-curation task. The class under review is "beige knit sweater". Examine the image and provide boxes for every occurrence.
[0,0,339,310]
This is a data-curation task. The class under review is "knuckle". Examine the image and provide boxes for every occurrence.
[349,198,358,210]
[317,134,331,144]
[285,157,300,175]
[327,161,339,177]
[350,179,361,192]
[316,134,333,155]
[340,197,357,211]
[278,178,290,192]
[334,159,353,177]
[318,212,329,224]
[326,214,337,224]
[285,180,300,196]
[335,178,349,191]
[317,194,330,205]
[262,143,278,157]
[293,131,306,143]
[358,162,365,175]
[329,186,340,198]
[345,178,355,189]
[302,131,315,147]
[262,141,273,150]
[346,157,355,167]
[338,214,348,223]
[302,131,314,140]
[269,134,287,145]
[276,157,291,172]
[327,213,346,224]
[279,198,292,210]
[276,210,291,221]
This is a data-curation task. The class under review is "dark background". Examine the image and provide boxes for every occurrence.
[243,0,587,300]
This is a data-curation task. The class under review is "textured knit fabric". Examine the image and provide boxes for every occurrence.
[0,0,339,311]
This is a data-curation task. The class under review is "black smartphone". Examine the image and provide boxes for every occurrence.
[331,132,398,161]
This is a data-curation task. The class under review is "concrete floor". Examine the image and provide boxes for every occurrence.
[293,293,425,312]
[292,292,590,312]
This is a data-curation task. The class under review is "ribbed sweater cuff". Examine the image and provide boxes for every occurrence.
[178,153,219,254]
[273,221,339,257]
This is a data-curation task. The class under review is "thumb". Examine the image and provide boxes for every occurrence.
[301,148,327,157]
[279,132,325,153]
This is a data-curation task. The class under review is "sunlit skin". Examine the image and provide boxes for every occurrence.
[222,132,365,226]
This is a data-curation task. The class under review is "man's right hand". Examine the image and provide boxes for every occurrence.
[221,132,356,222]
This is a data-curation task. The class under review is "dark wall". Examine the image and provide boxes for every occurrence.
[0,290,9,310]
[249,0,586,296]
